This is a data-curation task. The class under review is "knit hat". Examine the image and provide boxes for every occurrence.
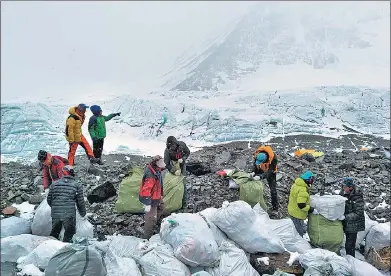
[255,153,267,165]
[90,105,102,116]
[343,177,354,187]
[38,150,47,161]
[301,171,315,180]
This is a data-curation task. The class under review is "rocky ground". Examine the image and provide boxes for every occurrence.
[1,134,390,251]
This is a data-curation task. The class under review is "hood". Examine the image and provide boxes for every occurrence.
[90,105,102,116]
[69,107,83,119]
[294,177,309,188]
[166,136,178,146]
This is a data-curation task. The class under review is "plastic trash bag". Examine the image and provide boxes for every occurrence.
[299,248,352,276]
[365,222,391,253]
[345,255,383,276]
[206,241,259,276]
[253,204,312,254]
[105,248,142,276]
[45,238,106,276]
[16,264,44,276]
[31,199,51,236]
[198,208,229,247]
[160,213,219,267]
[17,239,68,270]
[356,212,378,248]
[228,179,240,189]
[212,201,285,253]
[106,235,148,262]
[308,214,344,253]
[310,195,347,221]
[59,211,94,240]
[1,216,32,238]
[138,242,190,276]
[263,271,296,276]
[1,234,52,263]
[193,272,213,276]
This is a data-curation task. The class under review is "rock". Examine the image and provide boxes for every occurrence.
[214,151,231,165]
[21,193,30,201]
[19,185,28,190]
[87,165,105,177]
[87,181,117,204]
[14,197,23,205]
[33,176,42,186]
[2,206,17,215]
[339,162,354,170]
[233,158,248,170]
[301,153,315,162]
[28,195,44,204]
[21,178,29,185]
[325,177,337,185]
[250,252,304,275]
[276,173,283,182]
[7,191,15,201]
[186,161,211,176]
[114,216,125,224]
[286,162,302,170]
[381,170,389,176]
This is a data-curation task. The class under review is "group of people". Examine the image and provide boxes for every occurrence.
[36,106,364,256]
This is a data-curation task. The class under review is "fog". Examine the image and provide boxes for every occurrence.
[1,1,255,102]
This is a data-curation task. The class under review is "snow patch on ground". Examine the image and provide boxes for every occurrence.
[257,257,270,266]
[12,202,36,220]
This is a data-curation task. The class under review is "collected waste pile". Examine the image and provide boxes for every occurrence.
[2,197,390,276]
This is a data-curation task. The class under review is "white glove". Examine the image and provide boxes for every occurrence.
[249,172,255,177]
[144,205,151,212]
[80,216,87,221]
[175,170,181,176]
[178,158,183,164]
[338,215,345,220]
[253,176,261,181]
[312,209,319,215]
[44,189,49,196]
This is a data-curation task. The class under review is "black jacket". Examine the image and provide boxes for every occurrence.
[164,141,190,173]
[340,187,365,233]
[47,176,86,220]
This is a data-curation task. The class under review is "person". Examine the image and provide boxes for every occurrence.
[88,105,121,165]
[139,155,166,239]
[65,103,97,166]
[37,150,69,191]
[339,177,365,257]
[288,171,319,237]
[47,165,87,243]
[250,145,279,210]
[164,136,190,207]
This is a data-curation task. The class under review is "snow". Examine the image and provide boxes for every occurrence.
[256,257,269,266]
[16,264,44,276]
[287,252,300,266]
[12,202,36,220]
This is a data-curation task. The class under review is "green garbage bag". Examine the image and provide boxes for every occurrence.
[115,167,145,213]
[162,172,184,214]
[228,170,268,211]
[308,214,344,253]
[115,167,184,214]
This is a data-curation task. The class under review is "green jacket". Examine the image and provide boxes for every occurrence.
[88,114,116,139]
[288,178,311,220]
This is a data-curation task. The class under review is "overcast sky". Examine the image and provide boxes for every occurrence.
[1,1,256,102]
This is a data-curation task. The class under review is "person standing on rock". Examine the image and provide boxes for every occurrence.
[288,171,319,237]
[47,165,87,243]
[250,145,279,211]
[37,150,69,191]
[339,177,365,257]
[139,155,166,239]
[88,105,121,165]
[65,103,97,166]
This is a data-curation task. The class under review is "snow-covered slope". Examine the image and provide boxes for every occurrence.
[1,85,390,163]
[163,2,390,91]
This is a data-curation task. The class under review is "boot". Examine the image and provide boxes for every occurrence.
[96,158,105,165]
[89,156,99,164]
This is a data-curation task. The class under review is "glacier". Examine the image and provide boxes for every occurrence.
[1,85,390,163]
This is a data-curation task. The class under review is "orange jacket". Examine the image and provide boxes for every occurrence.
[254,145,278,173]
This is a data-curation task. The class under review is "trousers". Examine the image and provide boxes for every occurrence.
[68,135,94,165]
[50,216,76,243]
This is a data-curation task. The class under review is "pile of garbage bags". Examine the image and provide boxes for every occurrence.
[2,199,389,276]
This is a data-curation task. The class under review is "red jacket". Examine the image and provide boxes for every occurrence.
[139,164,163,205]
[42,155,68,189]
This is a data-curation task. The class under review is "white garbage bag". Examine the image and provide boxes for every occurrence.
[1,234,52,263]
[160,213,219,267]
[139,242,190,276]
[193,272,213,276]
[59,211,94,240]
[212,201,285,253]
[228,179,240,189]
[105,249,142,276]
[17,239,68,270]
[345,255,383,276]
[253,204,312,254]
[356,212,378,248]
[1,216,32,238]
[106,235,148,262]
[199,208,229,247]
[16,264,44,276]
[31,199,52,236]
[365,222,391,253]
[299,248,352,276]
[310,195,347,221]
[206,241,260,276]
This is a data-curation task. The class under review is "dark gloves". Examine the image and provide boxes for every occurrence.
[92,137,97,143]
[114,112,121,117]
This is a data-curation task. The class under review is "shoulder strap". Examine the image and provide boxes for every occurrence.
[68,114,80,120]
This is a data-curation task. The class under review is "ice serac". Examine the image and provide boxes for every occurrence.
[165,2,390,91]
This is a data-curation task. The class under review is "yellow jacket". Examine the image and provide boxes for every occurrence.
[65,107,85,142]
[288,177,311,220]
